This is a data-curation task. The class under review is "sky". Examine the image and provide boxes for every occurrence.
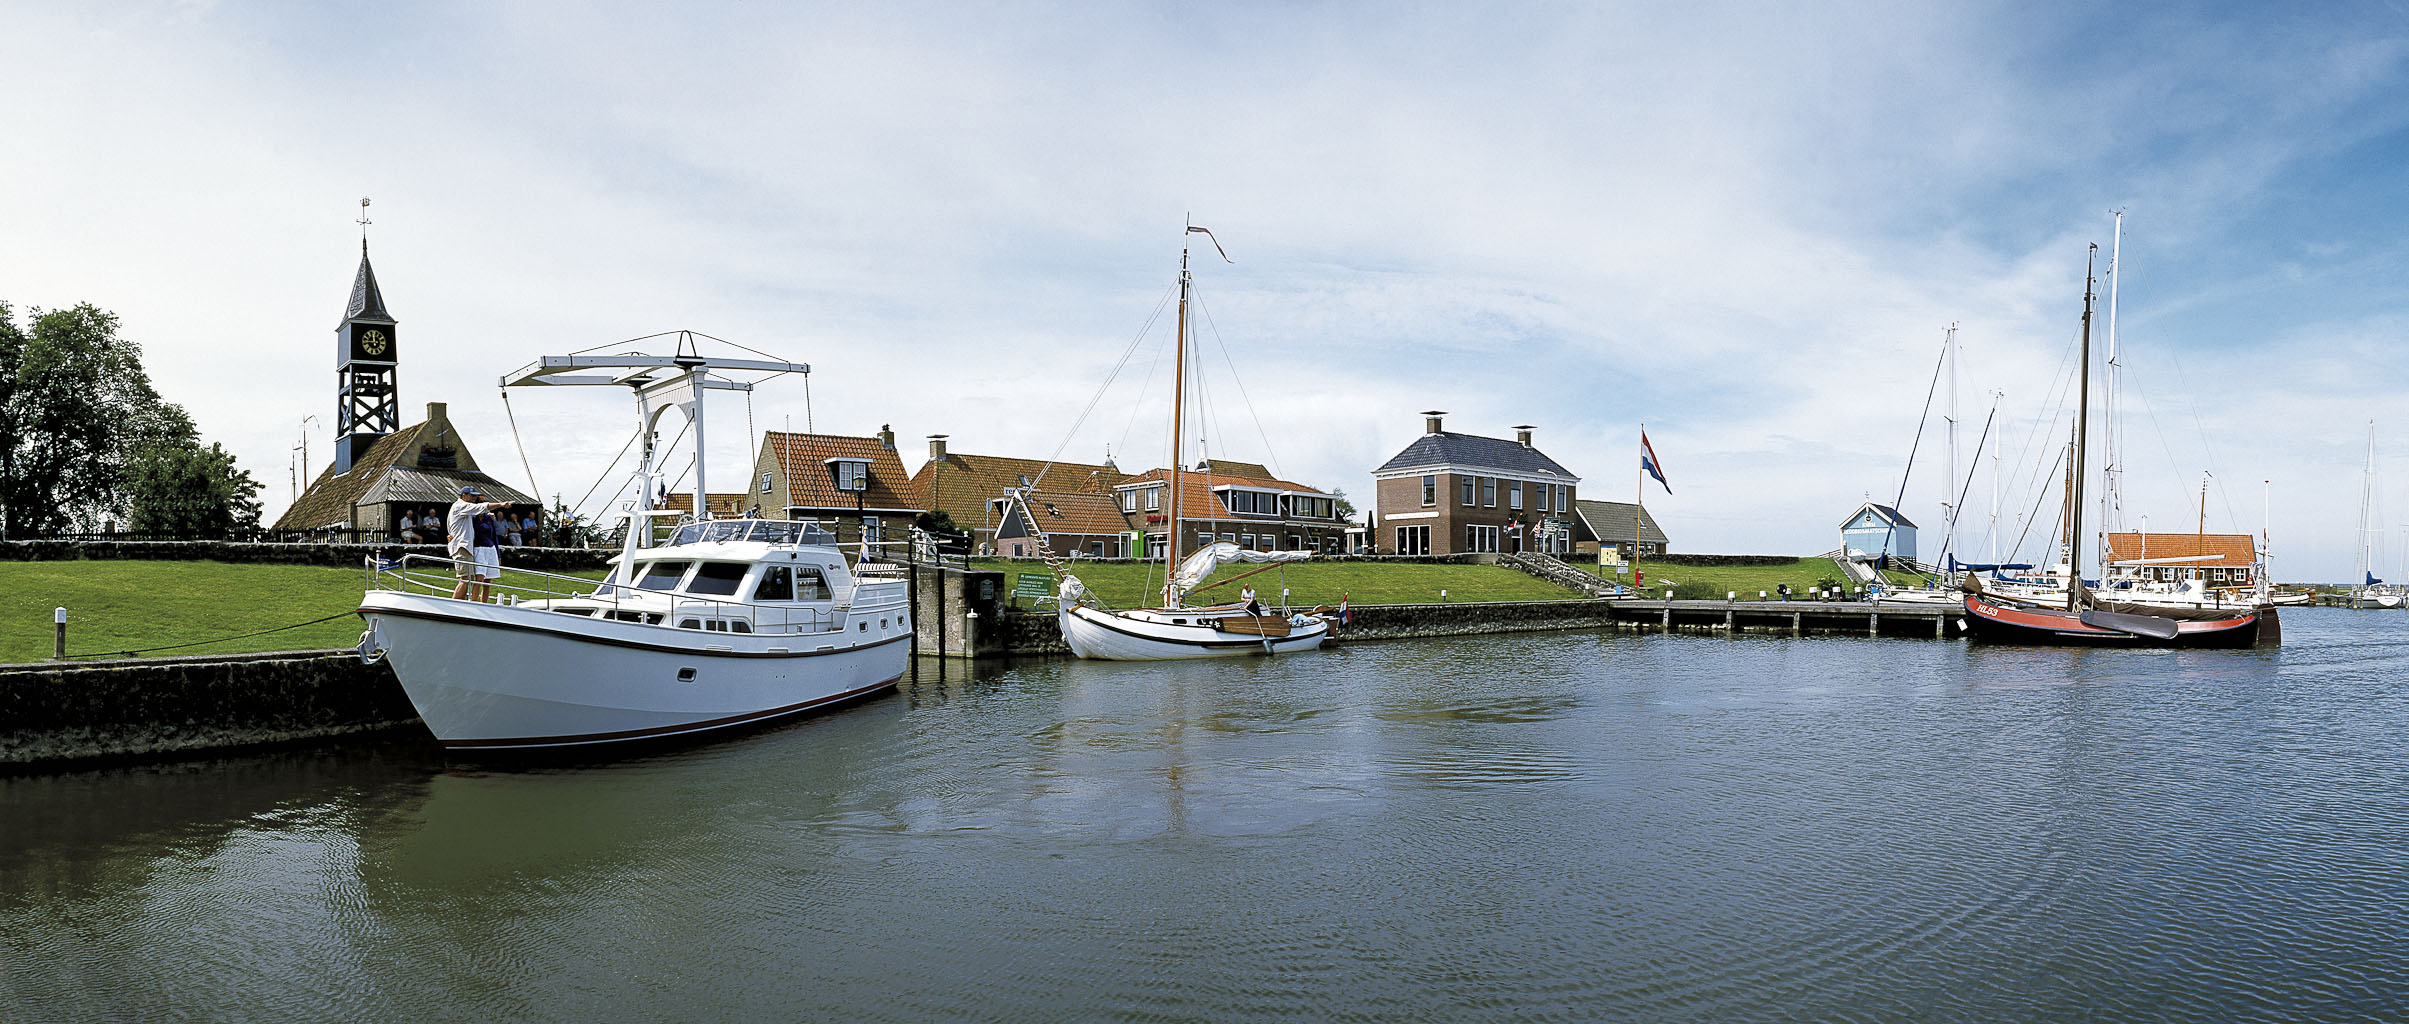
[4,1,2408,581]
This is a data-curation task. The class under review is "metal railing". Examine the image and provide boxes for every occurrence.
[365,552,906,638]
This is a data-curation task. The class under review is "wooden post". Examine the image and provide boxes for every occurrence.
[1869,610,1879,637]
[1791,611,1802,634]
[1936,612,1946,639]
[53,606,67,660]
[1660,604,1671,630]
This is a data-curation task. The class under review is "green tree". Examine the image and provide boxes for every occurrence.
[0,303,183,536]
[123,439,263,539]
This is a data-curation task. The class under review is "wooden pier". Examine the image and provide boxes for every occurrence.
[1600,598,1963,639]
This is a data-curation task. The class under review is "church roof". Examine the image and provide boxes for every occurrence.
[343,244,393,325]
[272,421,533,531]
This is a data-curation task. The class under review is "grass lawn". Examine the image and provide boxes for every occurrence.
[0,561,604,665]
[1568,557,1932,600]
[971,558,1588,610]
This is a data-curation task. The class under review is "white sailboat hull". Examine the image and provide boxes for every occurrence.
[359,591,907,750]
[1058,603,1331,661]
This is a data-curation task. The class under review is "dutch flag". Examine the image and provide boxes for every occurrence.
[1642,431,1671,495]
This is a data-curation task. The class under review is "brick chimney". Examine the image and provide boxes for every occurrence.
[1422,410,1446,435]
[927,434,949,459]
[877,424,895,449]
[427,401,446,423]
[1515,425,1535,447]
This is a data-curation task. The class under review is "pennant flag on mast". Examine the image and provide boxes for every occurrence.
[1641,431,1671,495]
[1187,225,1233,263]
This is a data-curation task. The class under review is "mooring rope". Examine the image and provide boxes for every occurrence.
[70,612,357,659]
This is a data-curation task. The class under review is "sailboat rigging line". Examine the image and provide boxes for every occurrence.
[666,453,698,497]
[1187,283,1284,480]
[1939,404,1999,572]
[1034,281,1177,490]
[1112,293,1177,468]
[1997,314,2087,555]
[2156,344,2245,531]
[499,387,543,503]
[1879,338,1951,567]
[2007,442,2069,567]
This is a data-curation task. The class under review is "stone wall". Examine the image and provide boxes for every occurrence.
[0,650,424,770]
[0,540,615,572]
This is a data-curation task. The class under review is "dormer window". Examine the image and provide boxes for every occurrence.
[825,458,869,494]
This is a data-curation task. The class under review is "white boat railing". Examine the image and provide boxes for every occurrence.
[364,553,903,638]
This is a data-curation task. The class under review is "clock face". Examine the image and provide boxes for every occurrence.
[360,328,388,356]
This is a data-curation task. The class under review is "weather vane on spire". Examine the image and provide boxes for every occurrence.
[357,196,373,249]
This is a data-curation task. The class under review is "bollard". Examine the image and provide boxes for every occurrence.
[1440,589,1448,602]
[1728,591,1736,602]
[1759,590,1767,599]
[54,606,67,660]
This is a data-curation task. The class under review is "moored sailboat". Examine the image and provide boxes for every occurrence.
[1055,224,1337,660]
[1963,245,2278,648]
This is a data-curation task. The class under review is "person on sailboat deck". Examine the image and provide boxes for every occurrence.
[1241,584,1262,616]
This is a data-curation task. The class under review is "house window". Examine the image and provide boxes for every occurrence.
[760,472,773,493]
[1555,485,1567,511]
[1240,534,1255,549]
[1394,524,1430,555]
[1481,477,1496,507]
[1461,476,1476,506]
[1147,488,1161,511]
[1537,485,1550,512]
[1221,532,1236,544]
[1123,491,1137,512]
[1287,534,1301,550]
[1464,524,1498,553]
[1422,475,1436,506]
[1090,541,1105,557]
[1509,481,1523,510]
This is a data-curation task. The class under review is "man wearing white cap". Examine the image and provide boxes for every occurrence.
[447,485,518,602]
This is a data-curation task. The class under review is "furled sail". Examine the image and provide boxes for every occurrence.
[1173,542,1311,590]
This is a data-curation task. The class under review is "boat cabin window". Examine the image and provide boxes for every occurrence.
[635,561,693,591]
[685,562,751,597]
[754,565,794,602]
[795,566,829,601]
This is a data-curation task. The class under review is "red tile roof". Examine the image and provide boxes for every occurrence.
[762,432,921,511]
[2101,532,2255,568]
[910,449,1124,535]
[1118,468,1336,525]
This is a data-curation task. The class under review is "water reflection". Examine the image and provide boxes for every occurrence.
[5,611,2408,1022]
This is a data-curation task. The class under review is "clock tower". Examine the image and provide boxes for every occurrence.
[333,237,399,473]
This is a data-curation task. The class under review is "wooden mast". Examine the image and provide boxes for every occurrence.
[2067,245,2097,612]
[1162,227,1193,608]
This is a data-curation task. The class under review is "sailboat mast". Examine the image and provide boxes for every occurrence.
[1162,231,1193,608]
[2360,421,2376,589]
[2068,245,2097,612]
[2103,211,2123,536]
[1944,324,1959,542]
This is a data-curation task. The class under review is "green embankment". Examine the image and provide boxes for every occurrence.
[0,561,602,665]
[974,558,1586,610]
[3,558,1586,663]
[1569,557,1929,599]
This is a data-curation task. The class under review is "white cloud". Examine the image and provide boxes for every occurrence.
[3,1,2406,578]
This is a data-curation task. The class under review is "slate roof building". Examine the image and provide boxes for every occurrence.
[1112,459,1349,558]
[749,426,923,549]
[272,402,536,540]
[1570,499,1671,560]
[1369,413,1579,555]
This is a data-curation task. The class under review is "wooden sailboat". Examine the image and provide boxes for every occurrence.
[1962,246,2279,648]
[1054,224,1336,661]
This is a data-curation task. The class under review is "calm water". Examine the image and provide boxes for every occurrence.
[6,610,2409,1022]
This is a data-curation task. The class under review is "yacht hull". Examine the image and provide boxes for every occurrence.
[359,592,906,750]
[1963,594,2272,649]
[1059,604,1331,660]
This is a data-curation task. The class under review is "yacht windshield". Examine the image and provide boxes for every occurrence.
[685,562,750,597]
[634,561,692,592]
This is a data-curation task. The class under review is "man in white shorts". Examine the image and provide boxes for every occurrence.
[447,485,518,602]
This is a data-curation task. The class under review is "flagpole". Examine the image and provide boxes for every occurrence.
[1635,423,1645,576]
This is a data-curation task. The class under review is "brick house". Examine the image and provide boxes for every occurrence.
[907,434,1128,555]
[1113,458,1350,559]
[749,426,923,550]
[991,488,1139,559]
[1369,413,1578,555]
